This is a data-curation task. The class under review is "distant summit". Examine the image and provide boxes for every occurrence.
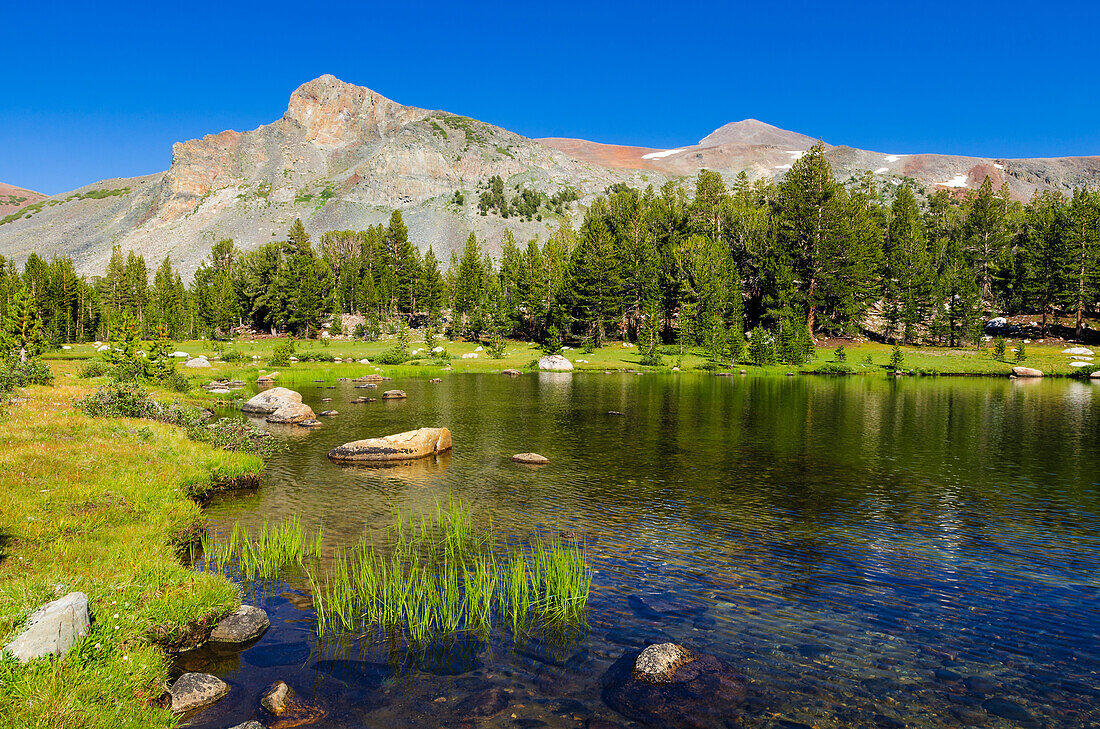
[697,119,822,150]
[0,182,47,221]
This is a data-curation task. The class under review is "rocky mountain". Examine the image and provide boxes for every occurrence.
[1,74,1098,279]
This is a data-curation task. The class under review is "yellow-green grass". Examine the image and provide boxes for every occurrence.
[0,383,263,729]
[45,336,1094,382]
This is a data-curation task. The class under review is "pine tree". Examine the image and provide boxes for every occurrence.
[565,216,625,346]
[1063,189,1100,340]
[1,283,45,362]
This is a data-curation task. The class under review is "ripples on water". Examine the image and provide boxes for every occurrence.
[185,374,1100,728]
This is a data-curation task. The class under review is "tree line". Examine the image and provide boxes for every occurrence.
[2,145,1098,364]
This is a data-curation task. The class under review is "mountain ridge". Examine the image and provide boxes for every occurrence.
[2,74,1099,279]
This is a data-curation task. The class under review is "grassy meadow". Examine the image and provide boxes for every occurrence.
[0,382,262,729]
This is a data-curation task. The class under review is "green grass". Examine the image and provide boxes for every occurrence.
[304,503,590,646]
[0,383,263,728]
[0,188,130,226]
[45,335,1098,381]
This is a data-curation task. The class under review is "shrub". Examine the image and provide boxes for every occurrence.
[817,362,853,375]
[1015,342,1027,363]
[0,358,54,393]
[297,351,335,362]
[190,418,280,458]
[78,359,111,378]
[992,336,1006,361]
[889,343,905,370]
[486,331,506,359]
[269,343,292,366]
[748,326,776,366]
[374,347,409,365]
[221,349,244,363]
[834,344,847,362]
[76,380,156,419]
[162,370,192,393]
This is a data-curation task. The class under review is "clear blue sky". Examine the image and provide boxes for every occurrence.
[5,1,1099,195]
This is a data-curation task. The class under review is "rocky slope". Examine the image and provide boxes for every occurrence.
[0,182,47,221]
[2,75,1098,278]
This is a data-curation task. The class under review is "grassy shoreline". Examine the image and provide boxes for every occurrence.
[0,383,263,729]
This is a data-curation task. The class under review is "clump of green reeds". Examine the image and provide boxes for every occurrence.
[309,502,591,645]
[199,517,322,581]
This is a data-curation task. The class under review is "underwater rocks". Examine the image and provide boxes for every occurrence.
[260,680,327,727]
[502,369,522,376]
[601,644,746,728]
[328,427,452,462]
[209,605,269,643]
[169,672,229,712]
[242,387,302,414]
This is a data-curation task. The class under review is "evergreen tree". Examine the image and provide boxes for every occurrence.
[1,283,45,362]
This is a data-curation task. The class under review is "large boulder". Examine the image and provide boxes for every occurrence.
[601,644,747,728]
[266,402,316,424]
[242,387,302,414]
[538,354,574,371]
[329,428,452,462]
[169,672,230,713]
[1062,347,1094,355]
[209,605,269,643]
[4,592,90,663]
[1011,366,1044,378]
[185,357,212,369]
[1091,370,1100,379]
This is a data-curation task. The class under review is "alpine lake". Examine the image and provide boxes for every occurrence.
[179,371,1100,728]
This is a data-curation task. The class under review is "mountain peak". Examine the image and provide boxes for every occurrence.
[284,75,423,146]
[699,119,822,150]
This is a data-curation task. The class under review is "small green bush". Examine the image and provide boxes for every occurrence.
[78,359,111,378]
[374,347,409,365]
[162,371,192,393]
[834,344,847,362]
[297,351,335,362]
[816,362,853,375]
[269,343,292,366]
[221,349,244,363]
[76,380,156,419]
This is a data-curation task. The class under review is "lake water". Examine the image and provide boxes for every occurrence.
[182,373,1100,728]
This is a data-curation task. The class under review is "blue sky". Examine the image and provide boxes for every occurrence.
[5,1,1099,194]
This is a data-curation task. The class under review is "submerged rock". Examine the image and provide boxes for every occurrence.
[210,604,269,643]
[242,387,302,414]
[328,427,452,462]
[261,681,292,714]
[260,680,327,726]
[538,354,574,371]
[1011,366,1043,377]
[4,592,90,663]
[511,452,549,465]
[297,419,323,428]
[454,688,509,719]
[502,369,522,376]
[601,644,746,727]
[169,672,229,712]
[633,643,697,683]
[318,410,338,416]
[266,402,316,424]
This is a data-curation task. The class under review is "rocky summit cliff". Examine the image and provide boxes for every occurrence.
[2,74,1099,278]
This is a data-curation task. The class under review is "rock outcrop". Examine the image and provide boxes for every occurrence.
[328,427,452,462]
[4,592,90,663]
[242,387,302,414]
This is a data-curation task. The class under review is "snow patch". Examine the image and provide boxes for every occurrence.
[874,167,889,174]
[884,155,904,163]
[774,164,792,170]
[642,148,685,160]
[993,163,1005,169]
[939,174,969,188]
[785,150,806,160]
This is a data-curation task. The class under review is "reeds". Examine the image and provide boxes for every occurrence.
[309,502,591,645]
[199,516,322,581]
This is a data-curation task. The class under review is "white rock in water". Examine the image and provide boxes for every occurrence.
[538,354,574,371]
[4,592,90,663]
[242,387,303,414]
[1063,347,1094,355]
[632,643,696,684]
